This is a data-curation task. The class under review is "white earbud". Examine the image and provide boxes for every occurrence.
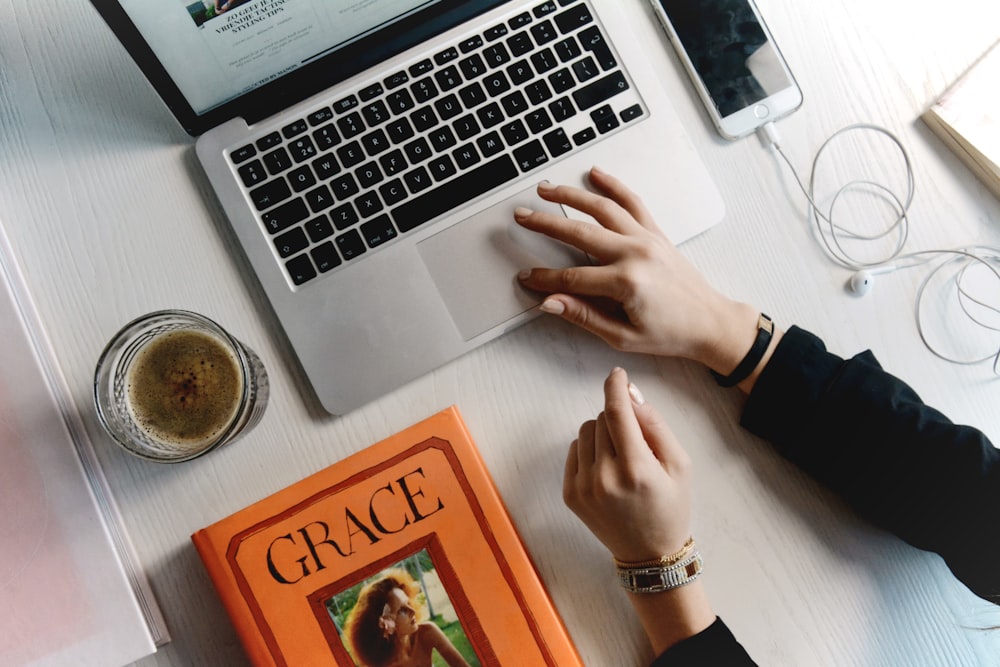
[849,265,897,296]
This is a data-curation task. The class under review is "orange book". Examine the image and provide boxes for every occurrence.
[191,406,582,667]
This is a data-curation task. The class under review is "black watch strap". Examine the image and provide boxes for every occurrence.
[710,314,774,388]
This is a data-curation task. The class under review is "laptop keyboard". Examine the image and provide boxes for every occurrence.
[228,0,646,287]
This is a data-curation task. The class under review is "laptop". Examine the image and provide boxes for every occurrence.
[90,0,724,414]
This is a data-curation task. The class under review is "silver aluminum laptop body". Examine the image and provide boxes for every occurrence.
[95,0,724,414]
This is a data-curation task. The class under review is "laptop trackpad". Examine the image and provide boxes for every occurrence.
[417,185,585,341]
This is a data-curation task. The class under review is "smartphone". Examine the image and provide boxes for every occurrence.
[650,0,802,140]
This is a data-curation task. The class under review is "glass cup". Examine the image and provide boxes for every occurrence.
[94,310,269,463]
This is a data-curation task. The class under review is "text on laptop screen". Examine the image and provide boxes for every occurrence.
[119,0,450,116]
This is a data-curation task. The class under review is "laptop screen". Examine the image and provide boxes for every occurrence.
[92,0,507,135]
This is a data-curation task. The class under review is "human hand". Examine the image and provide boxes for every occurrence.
[516,167,762,378]
[563,367,692,563]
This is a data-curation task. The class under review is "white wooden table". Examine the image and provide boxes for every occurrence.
[2,1,1000,664]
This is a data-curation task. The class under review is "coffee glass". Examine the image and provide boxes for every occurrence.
[94,310,269,462]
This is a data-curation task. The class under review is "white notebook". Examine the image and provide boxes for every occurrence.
[0,223,167,666]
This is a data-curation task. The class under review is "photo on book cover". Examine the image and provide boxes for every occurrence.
[310,539,486,667]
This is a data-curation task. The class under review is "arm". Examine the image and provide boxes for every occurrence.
[422,622,470,667]
[743,327,1000,604]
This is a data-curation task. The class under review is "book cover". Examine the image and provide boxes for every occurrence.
[191,406,583,667]
[922,39,1000,200]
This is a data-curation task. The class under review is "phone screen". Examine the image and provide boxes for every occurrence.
[657,0,794,118]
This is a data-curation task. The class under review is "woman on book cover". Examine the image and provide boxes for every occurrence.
[344,568,471,667]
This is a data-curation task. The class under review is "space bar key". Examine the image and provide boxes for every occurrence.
[391,156,519,234]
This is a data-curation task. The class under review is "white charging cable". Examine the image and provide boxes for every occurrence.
[757,121,1000,371]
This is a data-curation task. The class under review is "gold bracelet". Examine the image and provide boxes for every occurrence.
[616,550,704,594]
[612,537,695,569]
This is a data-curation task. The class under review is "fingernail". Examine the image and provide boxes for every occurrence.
[539,298,565,315]
[517,269,532,281]
[514,206,533,218]
[628,382,645,406]
[591,165,606,175]
[537,180,555,192]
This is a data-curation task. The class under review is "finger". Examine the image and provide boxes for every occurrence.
[594,411,616,458]
[587,167,663,235]
[577,419,597,467]
[535,294,638,352]
[534,181,643,237]
[629,386,690,470]
[602,368,648,460]
[563,438,579,502]
[513,206,624,261]
[518,264,628,303]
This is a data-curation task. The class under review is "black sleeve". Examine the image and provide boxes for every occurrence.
[649,617,756,666]
[741,326,1000,604]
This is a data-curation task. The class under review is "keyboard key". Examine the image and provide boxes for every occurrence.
[274,227,309,258]
[578,25,616,70]
[459,53,488,80]
[530,20,558,45]
[359,82,384,101]
[483,72,512,96]
[543,128,573,157]
[286,254,316,285]
[249,178,291,211]
[554,36,581,62]
[337,141,365,168]
[379,149,408,175]
[333,95,359,113]
[483,43,511,68]
[458,81,487,108]
[428,154,457,181]
[392,156,518,233]
[305,184,335,212]
[453,114,481,140]
[237,159,267,187]
[385,70,409,89]
[313,124,341,150]
[411,107,439,132]
[572,71,629,110]
[525,80,553,105]
[430,126,458,152]
[484,24,509,41]
[525,108,553,133]
[513,139,549,172]
[530,47,558,74]
[387,117,416,143]
[337,112,365,139]
[500,90,528,117]
[409,59,434,77]
[357,162,384,189]
[231,144,256,164]
[453,143,481,170]
[263,198,309,234]
[549,68,575,94]
[312,153,341,180]
[361,128,391,156]
[621,103,644,123]
[330,202,359,230]
[459,36,484,53]
[573,55,599,82]
[549,96,576,122]
[336,229,367,260]
[500,120,530,146]
[404,137,433,164]
[308,107,334,126]
[356,190,384,217]
[362,100,390,126]
[289,136,318,162]
[507,60,534,85]
[434,66,463,91]
[476,102,504,128]
[434,47,459,66]
[533,2,557,17]
[305,215,335,242]
[572,127,596,145]
[476,131,504,157]
[403,166,432,194]
[379,179,408,206]
[288,165,317,192]
[387,89,416,114]
[509,12,533,29]
[360,214,398,248]
[411,77,439,103]
[311,241,342,273]
[554,4,592,33]
[507,32,534,58]
[263,147,292,174]
[282,119,308,139]
[256,132,282,151]
[330,173,360,200]
[592,104,620,134]
[434,94,462,121]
